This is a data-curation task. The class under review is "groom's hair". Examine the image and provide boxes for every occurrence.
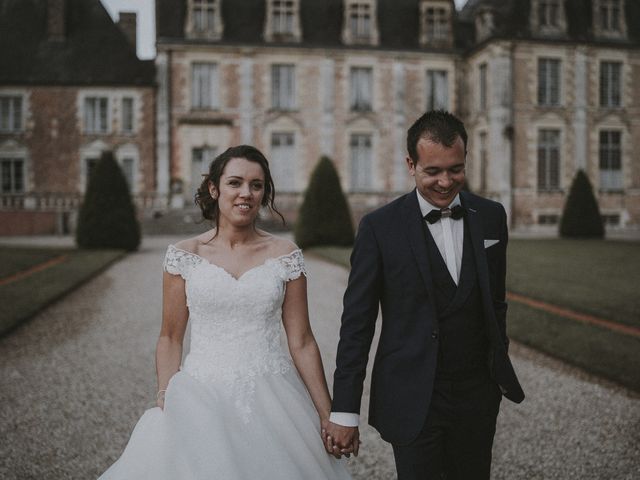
[407,110,468,164]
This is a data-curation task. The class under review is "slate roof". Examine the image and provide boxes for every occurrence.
[157,0,640,52]
[458,0,640,46]
[0,0,155,86]
[157,0,464,52]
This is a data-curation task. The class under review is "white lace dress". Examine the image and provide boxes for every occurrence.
[99,245,351,480]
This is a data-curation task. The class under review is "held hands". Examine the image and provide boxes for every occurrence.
[321,419,360,459]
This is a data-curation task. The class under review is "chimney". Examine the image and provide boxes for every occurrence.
[117,12,137,52]
[47,0,66,41]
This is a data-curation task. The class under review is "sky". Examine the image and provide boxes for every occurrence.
[100,0,469,61]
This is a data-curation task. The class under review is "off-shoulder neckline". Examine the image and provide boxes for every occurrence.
[168,244,302,282]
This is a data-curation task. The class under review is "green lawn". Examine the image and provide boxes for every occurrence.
[507,239,640,328]
[308,239,640,392]
[0,247,125,336]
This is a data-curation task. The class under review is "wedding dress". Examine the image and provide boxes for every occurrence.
[99,245,351,479]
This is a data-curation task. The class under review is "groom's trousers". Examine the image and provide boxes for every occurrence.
[391,374,502,480]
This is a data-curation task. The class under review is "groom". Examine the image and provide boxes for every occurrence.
[324,110,524,479]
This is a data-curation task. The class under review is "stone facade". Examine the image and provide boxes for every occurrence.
[157,0,640,233]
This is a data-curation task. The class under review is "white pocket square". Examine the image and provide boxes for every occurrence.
[484,239,499,248]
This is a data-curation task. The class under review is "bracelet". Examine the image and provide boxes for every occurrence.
[156,389,167,400]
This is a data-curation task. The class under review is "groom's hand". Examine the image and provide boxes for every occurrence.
[322,420,360,458]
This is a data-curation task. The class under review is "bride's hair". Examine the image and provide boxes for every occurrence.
[195,145,285,227]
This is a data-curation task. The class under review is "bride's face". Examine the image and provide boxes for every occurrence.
[210,157,265,228]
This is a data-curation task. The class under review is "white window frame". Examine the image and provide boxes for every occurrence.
[599,61,622,108]
[349,67,373,112]
[599,0,622,32]
[121,97,135,133]
[537,58,561,107]
[191,63,220,110]
[270,132,296,192]
[187,0,223,39]
[265,0,301,42]
[0,157,25,194]
[426,69,449,111]
[271,64,296,111]
[83,96,109,134]
[0,95,23,133]
[537,129,561,191]
[420,2,451,45]
[599,130,623,191]
[349,133,373,191]
[191,146,217,195]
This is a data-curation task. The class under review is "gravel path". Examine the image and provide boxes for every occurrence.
[1,235,638,479]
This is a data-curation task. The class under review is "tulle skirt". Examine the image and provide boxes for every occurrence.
[99,370,351,479]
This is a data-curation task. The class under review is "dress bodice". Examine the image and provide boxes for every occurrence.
[163,244,307,421]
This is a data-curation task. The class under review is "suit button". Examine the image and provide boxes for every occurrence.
[431,331,438,339]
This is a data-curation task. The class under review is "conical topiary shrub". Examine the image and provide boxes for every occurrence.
[559,169,604,238]
[295,156,354,248]
[76,150,141,251]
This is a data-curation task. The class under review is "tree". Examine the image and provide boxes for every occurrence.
[295,156,354,248]
[76,150,141,250]
[559,169,604,238]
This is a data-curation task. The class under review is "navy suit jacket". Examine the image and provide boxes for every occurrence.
[332,190,524,445]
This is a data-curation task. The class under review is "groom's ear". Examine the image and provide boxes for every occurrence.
[406,156,416,176]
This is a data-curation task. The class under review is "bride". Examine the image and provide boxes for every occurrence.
[99,145,353,479]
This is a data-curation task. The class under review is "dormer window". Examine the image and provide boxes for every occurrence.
[420,1,453,48]
[474,6,495,42]
[531,0,566,36]
[186,0,223,40]
[342,0,379,46]
[265,0,302,42]
[593,0,627,39]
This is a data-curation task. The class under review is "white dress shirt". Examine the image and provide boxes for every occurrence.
[330,191,465,428]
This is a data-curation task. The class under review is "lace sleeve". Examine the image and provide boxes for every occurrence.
[279,249,307,282]
[163,245,201,280]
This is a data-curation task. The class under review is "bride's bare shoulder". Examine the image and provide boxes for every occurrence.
[263,234,299,257]
[173,230,216,254]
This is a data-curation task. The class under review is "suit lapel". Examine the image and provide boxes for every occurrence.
[461,193,489,287]
[401,191,438,303]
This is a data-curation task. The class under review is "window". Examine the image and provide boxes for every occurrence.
[191,0,220,34]
[271,132,296,191]
[84,97,109,133]
[191,147,217,195]
[271,64,295,110]
[599,0,621,32]
[600,62,621,108]
[538,0,559,27]
[122,97,134,133]
[601,214,620,227]
[350,67,373,112]
[537,129,560,191]
[272,0,294,35]
[426,69,448,111]
[350,134,372,191]
[1,158,24,193]
[120,157,135,190]
[538,58,561,106]
[0,96,22,133]
[85,157,100,186]
[538,214,559,225]
[424,7,449,43]
[599,130,622,191]
[191,63,219,109]
[478,131,487,193]
[479,63,487,110]
[349,2,372,40]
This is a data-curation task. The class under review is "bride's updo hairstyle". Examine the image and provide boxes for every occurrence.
[195,145,284,227]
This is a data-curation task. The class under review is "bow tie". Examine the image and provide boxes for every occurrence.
[424,205,466,224]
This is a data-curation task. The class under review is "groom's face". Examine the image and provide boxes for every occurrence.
[406,136,466,209]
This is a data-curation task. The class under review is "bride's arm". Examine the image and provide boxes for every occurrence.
[281,276,333,426]
[155,271,189,409]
